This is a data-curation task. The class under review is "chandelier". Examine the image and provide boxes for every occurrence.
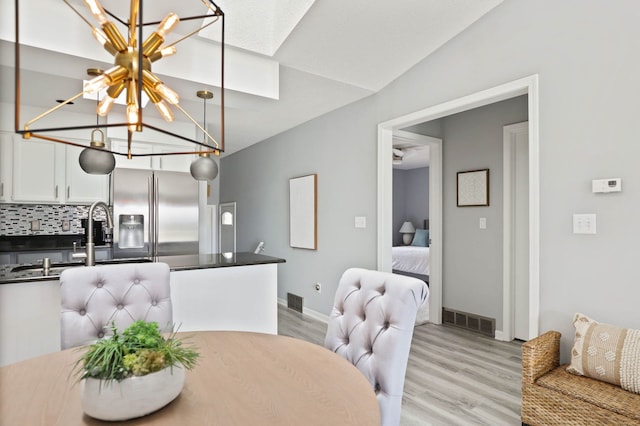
[13,0,225,179]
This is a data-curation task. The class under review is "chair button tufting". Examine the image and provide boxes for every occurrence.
[134,279,140,284]
[116,304,123,310]
[384,321,390,329]
[152,300,158,306]
[374,383,381,393]
[79,309,86,316]
[96,281,103,288]
[97,332,104,338]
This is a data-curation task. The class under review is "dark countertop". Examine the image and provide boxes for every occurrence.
[0,252,286,284]
[0,234,111,252]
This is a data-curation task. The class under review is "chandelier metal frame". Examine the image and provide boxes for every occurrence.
[13,0,225,159]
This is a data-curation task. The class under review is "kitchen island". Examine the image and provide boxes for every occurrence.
[0,253,285,366]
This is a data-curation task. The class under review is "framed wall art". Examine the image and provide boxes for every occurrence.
[457,169,489,207]
[289,174,317,249]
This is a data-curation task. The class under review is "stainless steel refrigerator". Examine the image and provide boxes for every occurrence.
[112,168,199,258]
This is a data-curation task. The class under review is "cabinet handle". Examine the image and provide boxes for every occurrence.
[55,185,58,199]
[67,186,70,199]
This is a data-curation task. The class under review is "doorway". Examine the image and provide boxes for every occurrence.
[377,75,540,337]
[219,202,236,253]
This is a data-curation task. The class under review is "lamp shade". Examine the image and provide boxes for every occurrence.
[399,221,415,234]
[79,147,116,175]
[190,155,219,181]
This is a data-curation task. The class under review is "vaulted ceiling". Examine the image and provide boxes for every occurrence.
[0,0,503,156]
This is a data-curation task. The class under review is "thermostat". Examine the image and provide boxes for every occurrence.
[592,178,621,193]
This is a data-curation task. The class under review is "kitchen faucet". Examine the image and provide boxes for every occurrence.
[73,201,114,266]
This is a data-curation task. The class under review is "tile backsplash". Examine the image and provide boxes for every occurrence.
[0,204,110,236]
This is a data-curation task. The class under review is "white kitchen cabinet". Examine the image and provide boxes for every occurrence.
[154,145,194,172]
[0,279,61,366]
[0,132,12,202]
[11,137,65,203]
[5,135,108,204]
[170,264,278,334]
[111,139,193,172]
[111,139,153,170]
[65,144,109,204]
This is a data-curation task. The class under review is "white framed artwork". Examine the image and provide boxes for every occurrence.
[457,169,489,207]
[289,174,317,250]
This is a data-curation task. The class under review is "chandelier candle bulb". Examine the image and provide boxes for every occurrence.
[83,0,108,25]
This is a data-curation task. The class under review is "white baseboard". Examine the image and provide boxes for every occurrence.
[494,330,510,341]
[277,298,329,324]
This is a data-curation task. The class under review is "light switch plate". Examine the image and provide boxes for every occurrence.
[479,218,487,229]
[354,216,367,229]
[573,214,596,234]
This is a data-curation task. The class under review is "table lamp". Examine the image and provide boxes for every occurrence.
[399,221,416,245]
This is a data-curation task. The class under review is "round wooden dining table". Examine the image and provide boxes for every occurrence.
[0,331,380,425]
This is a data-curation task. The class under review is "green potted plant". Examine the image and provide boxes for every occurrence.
[73,320,199,421]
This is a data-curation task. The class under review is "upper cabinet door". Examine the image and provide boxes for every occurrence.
[154,145,194,172]
[111,139,153,170]
[0,133,13,203]
[12,137,64,203]
[65,144,110,204]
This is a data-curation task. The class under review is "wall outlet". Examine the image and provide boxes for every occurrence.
[62,220,70,231]
[30,220,41,231]
[314,282,321,293]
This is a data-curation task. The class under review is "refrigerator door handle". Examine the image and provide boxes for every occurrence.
[148,175,155,256]
[154,174,160,257]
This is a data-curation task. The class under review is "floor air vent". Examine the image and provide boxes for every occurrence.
[442,307,495,337]
[287,293,304,313]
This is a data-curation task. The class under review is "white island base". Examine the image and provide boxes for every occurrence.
[0,263,278,366]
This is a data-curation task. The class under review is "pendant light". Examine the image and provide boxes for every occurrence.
[190,90,219,181]
[79,68,116,175]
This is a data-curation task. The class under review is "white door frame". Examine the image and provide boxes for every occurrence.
[380,130,442,323]
[377,75,540,336]
[500,121,530,341]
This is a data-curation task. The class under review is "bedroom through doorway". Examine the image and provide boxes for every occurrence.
[391,130,435,285]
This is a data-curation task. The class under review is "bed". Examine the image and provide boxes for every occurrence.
[392,246,430,280]
[392,244,430,325]
[392,227,430,324]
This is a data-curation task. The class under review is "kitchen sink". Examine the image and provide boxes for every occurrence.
[11,258,153,273]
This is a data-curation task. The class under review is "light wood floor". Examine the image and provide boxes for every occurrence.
[278,305,523,426]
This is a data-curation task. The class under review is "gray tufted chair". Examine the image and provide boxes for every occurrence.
[60,262,173,350]
[324,268,429,426]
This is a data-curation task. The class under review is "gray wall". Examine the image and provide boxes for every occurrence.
[442,96,528,329]
[222,0,640,360]
[393,167,429,246]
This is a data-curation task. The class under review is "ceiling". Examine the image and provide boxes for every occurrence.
[393,140,430,170]
[0,0,503,157]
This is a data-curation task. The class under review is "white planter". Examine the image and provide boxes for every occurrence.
[81,365,185,421]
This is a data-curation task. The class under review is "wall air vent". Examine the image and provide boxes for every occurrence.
[442,307,495,337]
[287,292,304,313]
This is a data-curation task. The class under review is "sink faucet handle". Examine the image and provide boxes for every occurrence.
[71,251,87,260]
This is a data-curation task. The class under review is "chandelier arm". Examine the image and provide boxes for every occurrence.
[24,91,85,129]
[173,103,220,149]
[63,0,97,31]
[129,0,139,47]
